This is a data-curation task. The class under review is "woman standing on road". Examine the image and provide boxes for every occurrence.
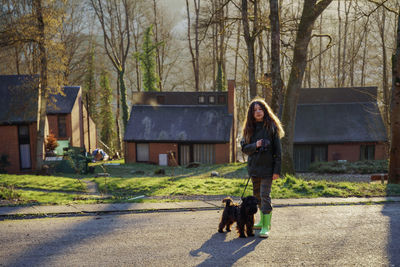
[240,98,284,238]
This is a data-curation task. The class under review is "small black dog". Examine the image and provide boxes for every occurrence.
[218,196,258,238]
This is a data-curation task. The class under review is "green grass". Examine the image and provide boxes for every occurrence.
[0,174,86,192]
[1,161,400,206]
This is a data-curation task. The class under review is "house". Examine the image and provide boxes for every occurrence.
[0,75,97,173]
[293,87,388,171]
[124,80,237,166]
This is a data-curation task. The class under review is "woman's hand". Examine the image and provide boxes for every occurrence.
[256,139,262,148]
[272,173,280,180]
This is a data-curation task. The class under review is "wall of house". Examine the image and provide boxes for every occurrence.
[328,142,388,162]
[70,92,82,148]
[82,104,97,153]
[215,143,230,164]
[125,142,136,163]
[0,125,20,173]
[149,143,178,166]
[0,123,38,173]
[328,144,360,162]
[375,143,388,160]
[47,115,58,136]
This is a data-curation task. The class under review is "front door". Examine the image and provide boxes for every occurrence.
[18,125,31,170]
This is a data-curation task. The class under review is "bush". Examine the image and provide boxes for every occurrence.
[0,154,10,174]
[309,160,388,174]
[45,133,59,152]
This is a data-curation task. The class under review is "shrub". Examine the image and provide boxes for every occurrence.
[0,154,10,174]
[309,160,388,174]
[45,133,59,152]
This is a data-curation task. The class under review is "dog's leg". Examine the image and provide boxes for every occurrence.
[246,220,255,237]
[237,221,246,238]
[226,221,233,232]
[218,220,225,233]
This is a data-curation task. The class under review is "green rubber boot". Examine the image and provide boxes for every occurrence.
[253,210,263,229]
[259,213,272,238]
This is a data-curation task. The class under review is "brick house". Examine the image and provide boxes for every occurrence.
[124,80,237,166]
[0,75,97,173]
[293,87,388,171]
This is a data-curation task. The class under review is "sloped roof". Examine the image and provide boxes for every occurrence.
[0,75,81,124]
[47,86,80,114]
[298,87,377,104]
[124,105,232,142]
[294,102,387,143]
[0,75,38,124]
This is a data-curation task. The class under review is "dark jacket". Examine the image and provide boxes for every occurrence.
[240,122,282,178]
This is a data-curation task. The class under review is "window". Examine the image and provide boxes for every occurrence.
[208,95,215,104]
[360,145,375,160]
[198,95,205,104]
[136,143,149,162]
[218,95,226,104]
[58,115,67,138]
[193,144,215,164]
[179,144,191,165]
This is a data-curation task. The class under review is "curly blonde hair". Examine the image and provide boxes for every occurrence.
[242,98,285,143]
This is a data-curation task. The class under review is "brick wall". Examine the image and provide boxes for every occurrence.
[0,125,20,173]
[149,143,178,166]
[328,142,388,162]
[215,143,230,164]
[125,142,136,163]
[375,143,389,160]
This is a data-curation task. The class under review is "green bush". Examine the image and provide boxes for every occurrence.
[309,160,388,174]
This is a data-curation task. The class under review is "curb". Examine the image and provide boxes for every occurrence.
[1,197,400,221]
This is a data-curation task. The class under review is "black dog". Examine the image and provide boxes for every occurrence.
[218,196,258,238]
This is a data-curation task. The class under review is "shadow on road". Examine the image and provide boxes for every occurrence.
[4,204,141,267]
[190,232,262,267]
[382,199,400,267]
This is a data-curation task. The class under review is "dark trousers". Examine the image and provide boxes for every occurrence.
[251,177,273,214]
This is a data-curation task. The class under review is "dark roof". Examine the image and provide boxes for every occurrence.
[298,87,377,104]
[0,75,39,124]
[294,102,387,143]
[131,92,228,105]
[47,86,80,114]
[0,75,81,124]
[124,105,232,142]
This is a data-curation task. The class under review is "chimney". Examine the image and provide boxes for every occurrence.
[227,80,236,162]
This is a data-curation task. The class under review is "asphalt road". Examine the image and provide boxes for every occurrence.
[1,203,399,267]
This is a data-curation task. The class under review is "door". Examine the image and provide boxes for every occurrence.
[18,125,31,170]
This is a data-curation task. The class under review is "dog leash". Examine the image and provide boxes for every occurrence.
[240,176,251,201]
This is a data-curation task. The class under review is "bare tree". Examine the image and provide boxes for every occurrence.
[281,0,333,175]
[389,7,400,184]
[269,0,284,114]
[241,0,261,99]
[90,0,133,152]
[186,0,201,91]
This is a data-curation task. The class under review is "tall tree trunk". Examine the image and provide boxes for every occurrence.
[115,75,122,153]
[281,0,333,175]
[389,10,400,184]
[241,0,258,99]
[34,0,47,171]
[234,20,241,82]
[269,0,284,114]
[379,7,390,139]
[185,0,200,91]
[336,0,341,87]
[153,0,163,91]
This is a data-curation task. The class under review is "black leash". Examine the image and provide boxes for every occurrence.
[240,176,251,200]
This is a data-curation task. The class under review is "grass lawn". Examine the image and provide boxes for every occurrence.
[1,161,400,206]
